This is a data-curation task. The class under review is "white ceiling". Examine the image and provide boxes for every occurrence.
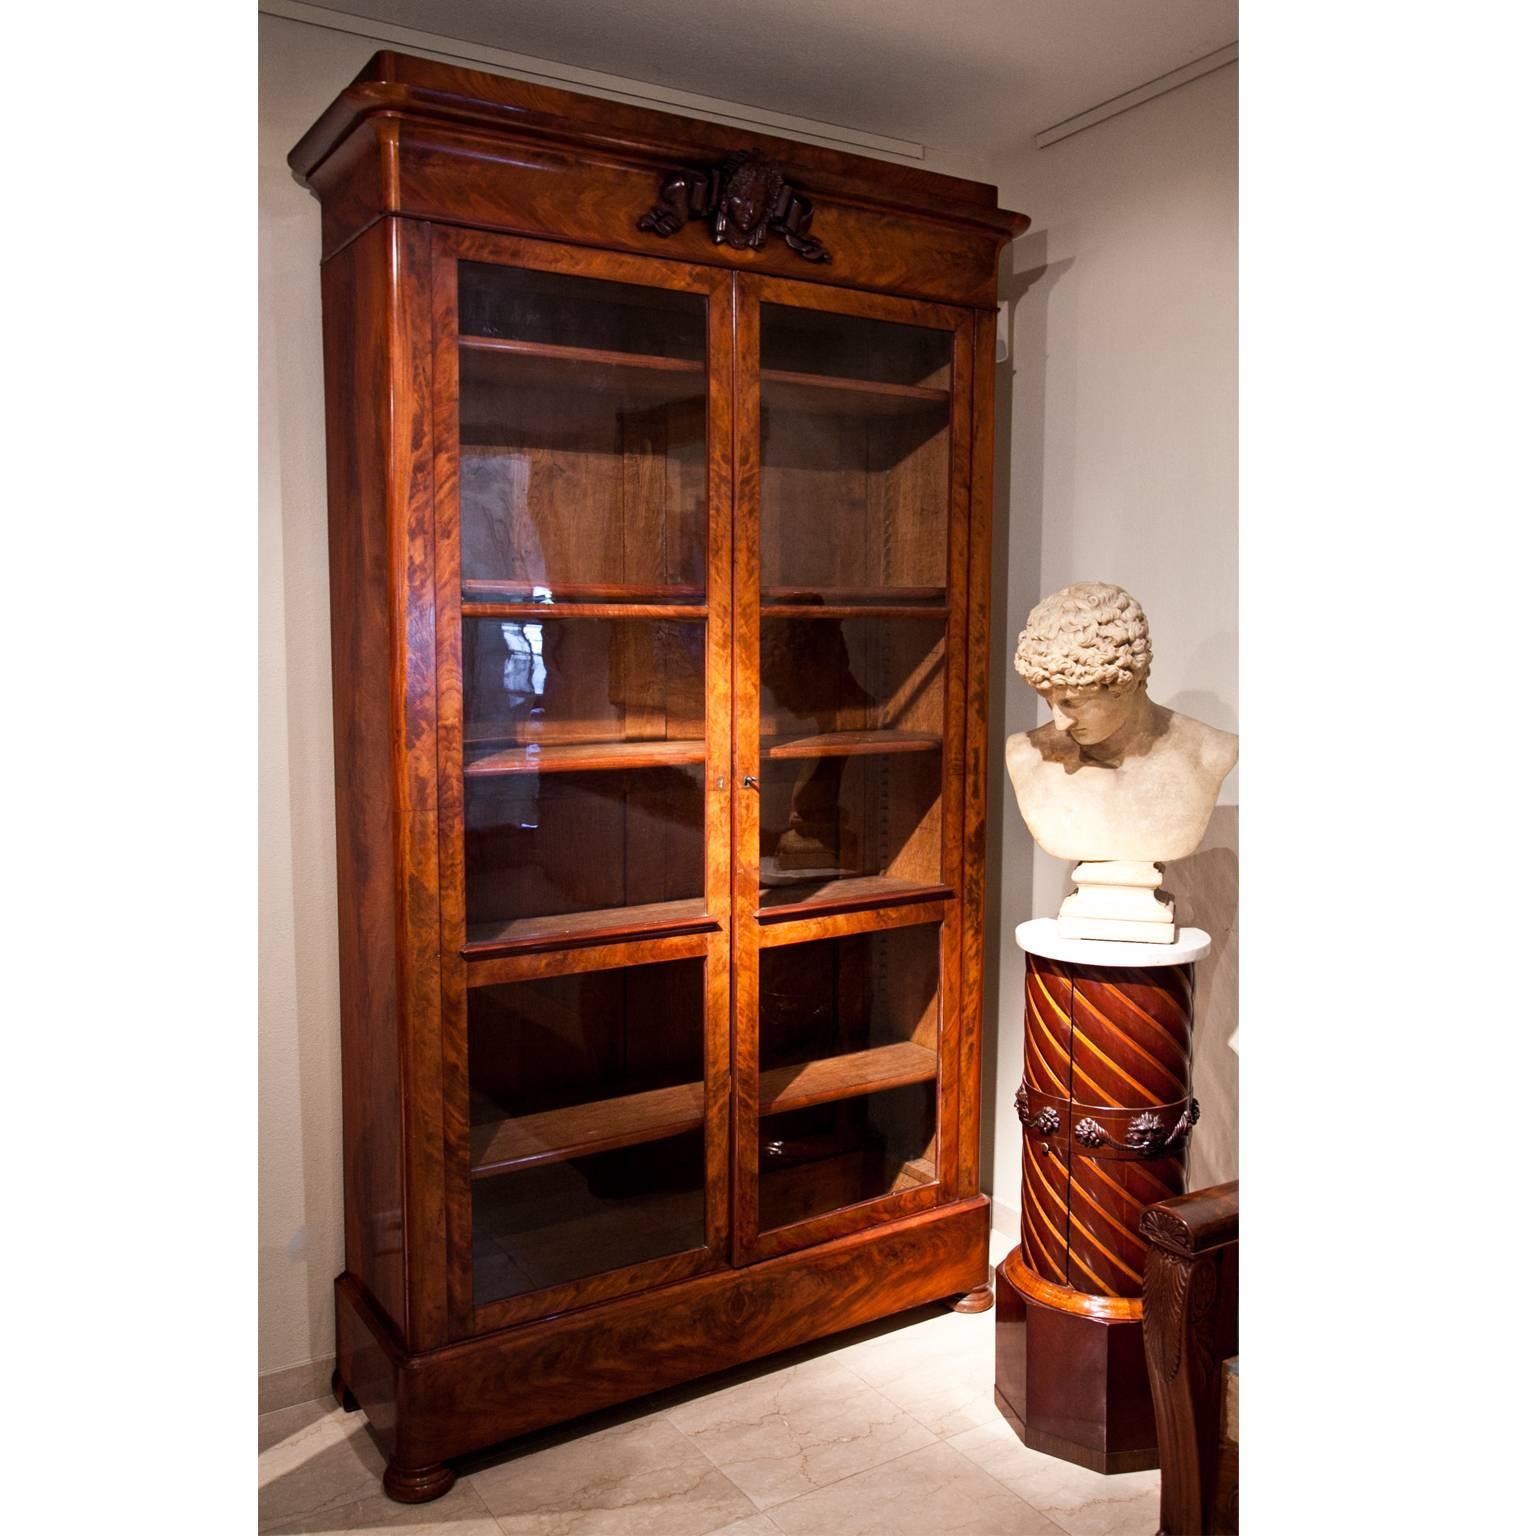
[309,0,1238,160]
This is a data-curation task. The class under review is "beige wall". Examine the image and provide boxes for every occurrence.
[259,11,1237,1387]
[977,63,1240,1239]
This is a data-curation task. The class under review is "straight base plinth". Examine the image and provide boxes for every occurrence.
[335,1196,991,1501]
[994,1248,1158,1475]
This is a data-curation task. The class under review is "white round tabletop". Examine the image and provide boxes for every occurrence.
[1014,917,1212,967]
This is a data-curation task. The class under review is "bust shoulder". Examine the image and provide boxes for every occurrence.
[1174,712,1239,782]
[1005,723,1074,774]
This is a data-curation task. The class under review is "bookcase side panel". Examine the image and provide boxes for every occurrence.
[321,215,445,1345]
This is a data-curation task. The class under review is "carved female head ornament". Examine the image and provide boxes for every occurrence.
[717,150,785,249]
[639,150,831,261]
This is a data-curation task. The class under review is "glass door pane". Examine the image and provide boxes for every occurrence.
[756,923,941,1234]
[453,260,718,954]
[462,615,707,949]
[753,298,960,916]
[734,280,971,1262]
[757,614,946,910]
[760,306,952,608]
[437,234,732,1331]
[469,957,709,1306]
[458,263,708,605]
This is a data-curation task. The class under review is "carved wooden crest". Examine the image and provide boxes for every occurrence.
[639,150,831,262]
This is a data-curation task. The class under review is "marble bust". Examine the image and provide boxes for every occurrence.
[1005,582,1237,941]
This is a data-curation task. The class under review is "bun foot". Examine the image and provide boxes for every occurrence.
[948,1281,995,1314]
[331,1369,359,1413]
[383,1460,457,1503]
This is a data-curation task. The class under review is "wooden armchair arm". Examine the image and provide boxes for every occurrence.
[1142,1180,1239,1535]
[1140,1179,1238,1256]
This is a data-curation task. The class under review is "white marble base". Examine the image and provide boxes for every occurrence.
[1058,913,1178,943]
[1016,916,1211,968]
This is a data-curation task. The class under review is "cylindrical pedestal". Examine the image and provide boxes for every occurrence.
[996,919,1210,1475]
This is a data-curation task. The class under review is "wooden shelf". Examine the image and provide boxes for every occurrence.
[463,601,705,620]
[762,368,949,417]
[465,898,717,957]
[465,739,706,777]
[762,730,941,761]
[463,579,706,605]
[892,1157,938,1192]
[759,1042,937,1117]
[758,1149,937,1236]
[760,604,949,621]
[461,335,705,376]
[756,875,953,922]
[458,337,707,420]
[470,1080,707,1178]
[762,585,945,606]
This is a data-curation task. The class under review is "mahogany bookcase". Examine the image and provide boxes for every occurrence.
[289,50,1028,1502]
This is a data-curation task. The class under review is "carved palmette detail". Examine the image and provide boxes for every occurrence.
[1144,1250,1192,1381]
[1141,1205,1193,1252]
[1144,1248,1221,1386]
[1073,1099,1199,1156]
[638,150,832,262]
[1013,1086,1060,1136]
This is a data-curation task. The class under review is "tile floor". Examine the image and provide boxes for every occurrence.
[258,1280,1160,1536]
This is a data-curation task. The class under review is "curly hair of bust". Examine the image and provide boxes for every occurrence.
[1013,582,1152,692]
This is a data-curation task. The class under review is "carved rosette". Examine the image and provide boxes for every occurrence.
[638,149,832,262]
[1072,1099,1199,1156]
[1013,1085,1060,1137]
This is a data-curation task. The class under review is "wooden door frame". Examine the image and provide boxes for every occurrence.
[425,226,736,1340]
[729,271,977,1266]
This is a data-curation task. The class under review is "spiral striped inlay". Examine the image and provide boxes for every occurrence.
[1018,953,1196,1300]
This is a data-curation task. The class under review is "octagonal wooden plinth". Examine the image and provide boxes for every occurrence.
[994,1247,1157,1474]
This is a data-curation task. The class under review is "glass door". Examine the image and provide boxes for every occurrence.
[732,277,974,1262]
[432,231,734,1334]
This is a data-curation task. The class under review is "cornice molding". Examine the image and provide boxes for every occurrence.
[1036,43,1237,150]
[261,0,928,164]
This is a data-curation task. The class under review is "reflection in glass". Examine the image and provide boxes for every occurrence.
[464,617,705,758]
[458,263,708,604]
[756,616,944,900]
[761,305,950,388]
[466,766,704,940]
[758,1082,936,1233]
[462,615,707,940]
[759,926,939,1072]
[760,303,951,602]
[473,1130,706,1305]
[470,960,703,1123]
[757,754,941,894]
[460,264,705,360]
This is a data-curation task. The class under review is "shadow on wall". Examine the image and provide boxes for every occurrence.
[1167,681,1237,735]
[1172,804,1238,1187]
[978,233,1075,1205]
[979,228,1237,1209]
